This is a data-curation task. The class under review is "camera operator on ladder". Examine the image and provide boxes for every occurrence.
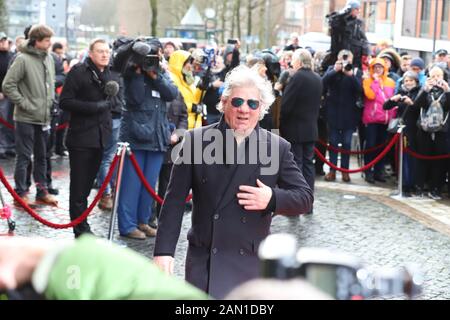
[322,0,369,72]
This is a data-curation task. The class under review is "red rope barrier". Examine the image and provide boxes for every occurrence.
[317,139,387,155]
[314,133,400,173]
[0,116,14,129]
[128,152,192,205]
[55,122,68,131]
[0,154,119,229]
[404,147,450,160]
[0,116,68,131]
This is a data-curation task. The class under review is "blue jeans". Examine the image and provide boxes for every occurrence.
[328,128,354,170]
[96,118,120,194]
[364,123,387,176]
[117,149,164,235]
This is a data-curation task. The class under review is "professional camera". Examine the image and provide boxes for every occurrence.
[258,234,423,300]
[112,36,161,75]
[193,47,217,91]
[344,62,354,72]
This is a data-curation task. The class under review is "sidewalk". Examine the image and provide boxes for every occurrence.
[316,163,450,238]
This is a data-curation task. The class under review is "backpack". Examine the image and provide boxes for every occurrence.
[419,93,449,133]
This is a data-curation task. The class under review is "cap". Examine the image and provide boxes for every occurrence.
[410,57,425,70]
[0,32,7,40]
[346,0,361,10]
[379,52,394,63]
[435,49,448,56]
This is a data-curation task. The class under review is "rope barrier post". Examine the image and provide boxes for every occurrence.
[391,125,405,199]
[107,142,129,243]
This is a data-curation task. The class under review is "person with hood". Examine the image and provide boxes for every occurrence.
[383,71,421,196]
[362,58,396,184]
[2,24,57,206]
[168,50,203,129]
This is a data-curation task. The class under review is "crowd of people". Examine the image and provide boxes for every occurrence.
[0,0,449,300]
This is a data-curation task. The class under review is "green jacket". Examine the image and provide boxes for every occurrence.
[34,236,209,300]
[2,41,55,125]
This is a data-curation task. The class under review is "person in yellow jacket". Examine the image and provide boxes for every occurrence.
[168,50,203,129]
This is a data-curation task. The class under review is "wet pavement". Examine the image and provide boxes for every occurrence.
[1,155,450,299]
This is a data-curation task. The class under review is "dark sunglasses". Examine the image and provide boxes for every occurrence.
[230,97,260,110]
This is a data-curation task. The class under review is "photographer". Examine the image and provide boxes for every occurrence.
[414,66,450,200]
[322,50,362,182]
[116,38,178,239]
[383,71,421,196]
[201,53,225,125]
[60,38,120,238]
[323,0,369,71]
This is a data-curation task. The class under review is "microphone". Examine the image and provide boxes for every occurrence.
[132,41,151,56]
[104,80,120,98]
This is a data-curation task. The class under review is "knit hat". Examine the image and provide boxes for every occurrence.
[410,57,425,70]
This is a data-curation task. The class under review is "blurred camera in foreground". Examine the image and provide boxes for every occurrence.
[258,233,423,300]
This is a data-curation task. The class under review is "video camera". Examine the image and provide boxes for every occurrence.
[258,234,423,300]
[112,36,161,75]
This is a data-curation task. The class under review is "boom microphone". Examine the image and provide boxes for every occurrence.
[132,41,151,56]
[104,80,120,97]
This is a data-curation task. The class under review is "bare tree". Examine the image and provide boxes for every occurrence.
[235,0,241,40]
[149,0,157,36]
[80,0,118,34]
[0,0,6,32]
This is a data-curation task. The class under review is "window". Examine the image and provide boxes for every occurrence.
[386,0,391,20]
[441,0,449,39]
[420,0,432,37]
[366,2,377,33]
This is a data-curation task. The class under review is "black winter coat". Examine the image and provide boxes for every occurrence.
[322,66,362,130]
[60,58,122,149]
[154,119,313,299]
[383,84,421,141]
[280,68,322,143]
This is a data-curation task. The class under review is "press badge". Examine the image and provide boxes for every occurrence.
[152,90,161,98]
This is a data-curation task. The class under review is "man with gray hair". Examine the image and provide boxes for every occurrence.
[154,65,313,299]
[280,49,322,214]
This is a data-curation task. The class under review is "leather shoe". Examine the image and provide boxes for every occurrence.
[123,229,146,240]
[48,187,59,195]
[324,172,336,182]
[365,174,375,184]
[14,194,30,207]
[35,193,58,206]
[138,223,157,237]
[98,194,113,210]
[342,172,351,182]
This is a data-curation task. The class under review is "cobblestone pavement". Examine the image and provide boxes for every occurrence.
[1,156,450,299]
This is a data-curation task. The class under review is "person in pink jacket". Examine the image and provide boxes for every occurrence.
[362,58,396,183]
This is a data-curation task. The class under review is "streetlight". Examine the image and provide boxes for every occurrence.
[432,0,438,55]
[204,8,216,44]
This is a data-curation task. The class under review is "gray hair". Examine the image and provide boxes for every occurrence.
[217,65,275,120]
[292,49,313,69]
